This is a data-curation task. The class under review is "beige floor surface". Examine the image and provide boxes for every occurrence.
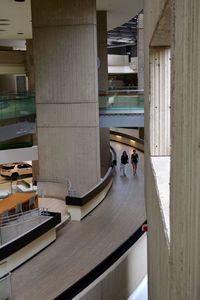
[9,141,146,300]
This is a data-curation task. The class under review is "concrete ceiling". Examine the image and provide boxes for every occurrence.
[0,0,143,40]
[97,0,143,30]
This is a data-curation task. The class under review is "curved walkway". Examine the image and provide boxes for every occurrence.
[11,141,146,300]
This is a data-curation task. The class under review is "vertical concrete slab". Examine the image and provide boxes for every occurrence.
[144,1,171,299]
[25,39,35,92]
[31,0,100,196]
[97,11,110,177]
[137,13,144,90]
[171,0,200,298]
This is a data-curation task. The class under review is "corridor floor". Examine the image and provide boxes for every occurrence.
[11,141,146,300]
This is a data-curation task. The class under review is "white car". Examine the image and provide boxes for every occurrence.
[0,162,32,178]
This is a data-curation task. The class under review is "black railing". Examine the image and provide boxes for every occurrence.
[54,221,147,300]
[65,147,117,207]
[0,211,61,261]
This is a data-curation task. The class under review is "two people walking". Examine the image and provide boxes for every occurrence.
[120,149,139,176]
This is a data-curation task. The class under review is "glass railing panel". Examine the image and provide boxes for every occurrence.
[0,90,144,150]
[0,92,36,121]
[99,90,144,111]
[0,92,36,150]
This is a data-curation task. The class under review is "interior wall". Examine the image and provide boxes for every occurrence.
[100,128,110,177]
[32,0,101,196]
[97,11,110,178]
[144,1,171,299]
[145,160,170,300]
[0,75,16,92]
[170,0,200,298]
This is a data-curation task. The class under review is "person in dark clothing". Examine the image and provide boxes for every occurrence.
[131,149,139,175]
[120,151,129,176]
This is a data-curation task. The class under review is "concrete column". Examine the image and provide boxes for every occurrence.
[137,13,144,143]
[31,0,100,196]
[97,11,110,177]
[25,40,38,181]
[139,128,144,140]
[97,11,108,93]
[25,39,35,92]
[137,13,144,90]
[150,47,171,156]
[99,128,110,177]
[171,0,200,298]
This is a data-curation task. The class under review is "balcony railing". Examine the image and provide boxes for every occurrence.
[0,90,144,121]
[0,90,144,150]
[99,90,144,111]
[0,91,35,121]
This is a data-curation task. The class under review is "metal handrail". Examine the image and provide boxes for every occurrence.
[0,207,49,227]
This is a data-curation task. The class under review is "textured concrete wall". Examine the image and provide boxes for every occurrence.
[150,47,171,155]
[31,0,100,196]
[170,0,200,298]
[145,161,170,300]
[137,13,144,90]
[97,11,110,178]
[100,128,110,177]
[144,0,170,299]
[144,0,168,44]
[97,11,108,93]
[25,39,35,91]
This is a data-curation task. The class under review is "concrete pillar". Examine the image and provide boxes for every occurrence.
[25,39,38,181]
[97,11,108,93]
[171,0,200,298]
[137,12,144,147]
[25,39,35,92]
[99,128,110,177]
[139,128,144,140]
[97,11,110,177]
[31,0,100,196]
[137,13,144,90]
[150,47,171,156]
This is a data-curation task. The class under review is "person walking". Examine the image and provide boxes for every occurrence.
[120,151,129,176]
[131,149,139,175]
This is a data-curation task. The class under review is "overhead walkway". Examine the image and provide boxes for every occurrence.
[0,91,144,149]
[0,92,36,150]
[10,140,146,300]
[99,90,144,127]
